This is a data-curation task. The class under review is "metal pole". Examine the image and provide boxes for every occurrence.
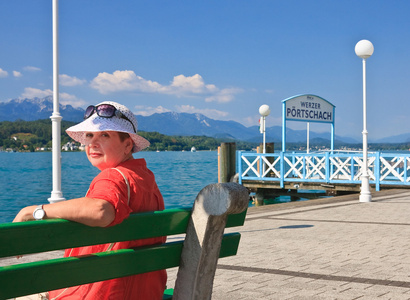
[262,116,266,175]
[262,116,266,154]
[259,104,270,176]
[282,102,286,152]
[307,122,310,153]
[49,0,65,203]
[360,57,371,202]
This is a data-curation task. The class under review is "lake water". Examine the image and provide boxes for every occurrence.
[0,151,219,223]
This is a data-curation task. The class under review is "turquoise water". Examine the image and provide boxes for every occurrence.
[0,151,218,223]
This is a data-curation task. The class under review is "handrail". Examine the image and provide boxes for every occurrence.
[237,151,410,191]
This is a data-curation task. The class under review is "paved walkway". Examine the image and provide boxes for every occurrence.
[168,189,410,299]
[3,189,410,299]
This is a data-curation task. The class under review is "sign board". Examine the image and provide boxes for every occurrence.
[284,94,334,123]
[281,94,336,152]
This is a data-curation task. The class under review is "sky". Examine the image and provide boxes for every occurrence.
[0,0,409,141]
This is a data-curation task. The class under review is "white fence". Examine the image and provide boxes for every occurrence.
[237,151,410,191]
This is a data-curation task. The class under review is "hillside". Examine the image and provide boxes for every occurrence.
[1,97,408,144]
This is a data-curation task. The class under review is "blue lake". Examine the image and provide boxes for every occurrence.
[0,151,219,223]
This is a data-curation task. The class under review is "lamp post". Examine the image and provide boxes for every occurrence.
[259,104,271,154]
[259,104,270,177]
[355,39,374,203]
[48,0,65,203]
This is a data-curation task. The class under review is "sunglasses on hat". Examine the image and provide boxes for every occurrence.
[84,104,136,133]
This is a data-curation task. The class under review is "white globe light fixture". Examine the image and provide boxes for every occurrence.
[355,40,374,59]
[259,104,271,117]
[355,39,374,203]
[259,104,270,154]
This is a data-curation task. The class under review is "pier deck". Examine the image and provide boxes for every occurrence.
[2,190,410,299]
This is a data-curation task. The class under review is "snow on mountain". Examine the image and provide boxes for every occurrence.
[0,97,375,144]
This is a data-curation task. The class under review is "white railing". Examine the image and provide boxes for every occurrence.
[237,151,410,191]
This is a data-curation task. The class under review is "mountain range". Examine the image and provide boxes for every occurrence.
[0,97,408,144]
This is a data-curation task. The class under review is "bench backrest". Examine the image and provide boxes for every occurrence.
[0,182,249,299]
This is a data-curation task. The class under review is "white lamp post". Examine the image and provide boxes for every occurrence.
[259,104,271,154]
[48,0,65,203]
[355,39,374,203]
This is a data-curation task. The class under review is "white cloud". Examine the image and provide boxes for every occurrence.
[59,74,87,86]
[13,71,22,77]
[20,87,85,107]
[21,87,52,99]
[132,104,229,120]
[90,70,161,94]
[0,68,8,78]
[242,114,282,127]
[161,74,218,95]
[59,93,87,107]
[243,116,256,127]
[90,70,242,103]
[205,87,243,103]
[23,66,41,72]
[176,105,229,119]
[134,105,171,116]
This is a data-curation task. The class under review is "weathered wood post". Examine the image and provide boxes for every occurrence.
[257,142,274,155]
[218,142,236,183]
[255,143,274,206]
[173,182,249,300]
[256,142,275,175]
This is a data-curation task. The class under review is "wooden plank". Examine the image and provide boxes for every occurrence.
[0,233,241,299]
[0,209,246,258]
[226,209,247,227]
[163,288,174,299]
[0,209,190,258]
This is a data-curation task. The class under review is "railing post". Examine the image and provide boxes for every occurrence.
[375,151,380,191]
[325,152,330,182]
[237,150,242,185]
[280,152,284,188]
[351,153,355,182]
[257,143,274,178]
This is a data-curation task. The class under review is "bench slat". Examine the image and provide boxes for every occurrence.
[0,209,246,258]
[163,288,174,300]
[0,233,241,299]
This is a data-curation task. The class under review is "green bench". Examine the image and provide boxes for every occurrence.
[0,182,248,299]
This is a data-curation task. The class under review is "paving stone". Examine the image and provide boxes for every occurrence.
[188,190,410,299]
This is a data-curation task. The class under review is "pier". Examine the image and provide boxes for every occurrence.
[236,150,410,200]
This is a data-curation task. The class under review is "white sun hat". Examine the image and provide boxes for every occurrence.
[66,101,150,153]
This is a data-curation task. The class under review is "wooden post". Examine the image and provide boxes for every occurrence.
[258,142,274,155]
[173,182,249,300]
[255,189,265,206]
[218,143,236,183]
[257,142,274,176]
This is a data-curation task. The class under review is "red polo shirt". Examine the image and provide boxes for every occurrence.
[48,159,167,300]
